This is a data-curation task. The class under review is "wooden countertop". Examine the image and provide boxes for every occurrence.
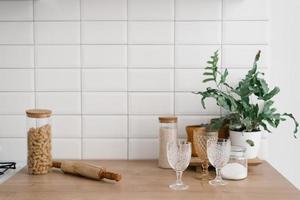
[0,160,299,200]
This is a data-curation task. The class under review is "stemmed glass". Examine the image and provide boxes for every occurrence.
[194,135,217,180]
[167,140,191,190]
[207,138,231,186]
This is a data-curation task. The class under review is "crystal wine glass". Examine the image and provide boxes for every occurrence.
[194,135,217,180]
[167,140,191,190]
[207,138,231,186]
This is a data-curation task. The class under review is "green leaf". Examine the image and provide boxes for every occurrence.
[254,50,261,63]
[258,78,269,94]
[203,72,214,76]
[282,113,299,137]
[260,122,271,132]
[220,69,229,84]
[262,87,280,100]
[203,78,215,83]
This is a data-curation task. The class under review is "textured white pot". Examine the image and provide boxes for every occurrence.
[229,130,262,159]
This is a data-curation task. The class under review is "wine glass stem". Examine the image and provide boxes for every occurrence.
[202,161,209,175]
[176,171,183,185]
[215,168,222,181]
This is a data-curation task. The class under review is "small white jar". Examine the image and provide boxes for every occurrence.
[221,146,248,180]
[158,117,177,168]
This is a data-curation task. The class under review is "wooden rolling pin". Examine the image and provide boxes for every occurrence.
[52,161,122,182]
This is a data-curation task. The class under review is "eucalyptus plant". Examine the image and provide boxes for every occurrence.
[195,50,299,137]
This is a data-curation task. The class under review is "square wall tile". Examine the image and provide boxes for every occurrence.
[129,93,173,115]
[223,21,268,44]
[82,69,127,91]
[223,45,268,68]
[128,0,173,20]
[0,46,33,68]
[82,22,127,44]
[36,92,81,114]
[0,139,26,161]
[36,46,80,68]
[128,69,173,91]
[52,116,81,138]
[36,69,80,91]
[35,22,80,44]
[82,45,127,67]
[0,69,34,91]
[0,1,33,21]
[82,0,127,20]
[223,0,269,20]
[175,92,220,115]
[177,116,217,138]
[52,139,81,159]
[176,0,221,20]
[128,22,174,44]
[175,69,209,92]
[129,139,159,159]
[128,45,174,68]
[129,116,159,138]
[83,139,127,159]
[176,22,221,44]
[83,116,127,138]
[175,45,220,68]
[0,22,33,44]
[34,0,80,20]
[0,92,34,114]
[82,92,127,114]
[0,116,26,138]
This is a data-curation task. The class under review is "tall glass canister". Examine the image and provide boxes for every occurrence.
[26,109,52,175]
[158,117,177,168]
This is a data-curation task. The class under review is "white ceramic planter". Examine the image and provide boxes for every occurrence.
[229,130,262,159]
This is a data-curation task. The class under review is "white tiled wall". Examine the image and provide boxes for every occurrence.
[0,0,269,160]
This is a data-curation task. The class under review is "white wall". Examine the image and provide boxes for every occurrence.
[268,0,300,190]
[0,0,269,160]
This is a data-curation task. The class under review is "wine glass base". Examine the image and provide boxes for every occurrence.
[209,179,227,186]
[195,173,214,181]
[169,183,189,190]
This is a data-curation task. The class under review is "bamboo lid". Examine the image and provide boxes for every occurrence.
[26,109,52,118]
[159,116,177,123]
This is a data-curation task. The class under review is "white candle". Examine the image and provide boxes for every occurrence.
[221,163,247,180]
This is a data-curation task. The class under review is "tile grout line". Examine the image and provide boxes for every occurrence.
[32,0,37,109]
[220,0,224,117]
[126,0,130,160]
[173,0,176,117]
[79,0,84,160]
[0,43,270,46]
[0,19,270,22]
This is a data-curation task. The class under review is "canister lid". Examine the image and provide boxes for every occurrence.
[26,109,52,118]
[230,146,246,157]
[159,116,177,123]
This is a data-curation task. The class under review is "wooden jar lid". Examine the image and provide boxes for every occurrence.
[159,116,177,123]
[26,109,52,118]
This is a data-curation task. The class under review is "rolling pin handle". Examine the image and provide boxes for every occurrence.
[52,161,62,168]
[100,171,122,182]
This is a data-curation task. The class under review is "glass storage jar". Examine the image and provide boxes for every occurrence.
[158,116,177,168]
[221,146,247,180]
[26,109,52,175]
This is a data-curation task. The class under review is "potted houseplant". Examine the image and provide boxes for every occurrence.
[195,50,299,159]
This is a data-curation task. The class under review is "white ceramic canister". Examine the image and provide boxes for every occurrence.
[158,116,177,168]
[230,130,262,159]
